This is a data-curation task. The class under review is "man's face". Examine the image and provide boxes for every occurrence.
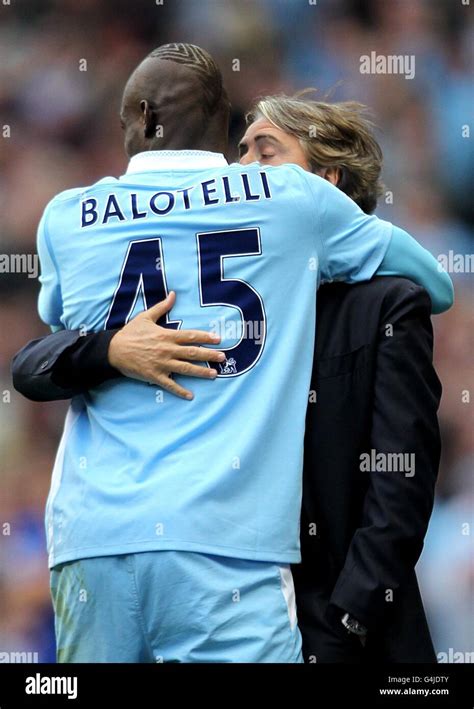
[238,118,311,171]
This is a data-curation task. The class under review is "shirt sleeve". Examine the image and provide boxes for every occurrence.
[376,226,454,314]
[11,330,121,402]
[37,202,64,330]
[302,171,392,284]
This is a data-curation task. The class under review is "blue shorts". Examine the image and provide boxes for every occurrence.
[50,551,303,663]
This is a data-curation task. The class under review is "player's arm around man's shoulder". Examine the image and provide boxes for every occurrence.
[299,169,454,313]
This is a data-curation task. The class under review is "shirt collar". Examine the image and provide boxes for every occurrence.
[125,150,228,174]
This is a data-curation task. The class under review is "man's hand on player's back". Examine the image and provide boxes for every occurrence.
[108,291,225,400]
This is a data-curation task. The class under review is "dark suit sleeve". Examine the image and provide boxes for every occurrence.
[328,283,441,630]
[11,329,120,402]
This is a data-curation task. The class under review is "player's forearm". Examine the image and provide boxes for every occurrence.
[376,226,454,314]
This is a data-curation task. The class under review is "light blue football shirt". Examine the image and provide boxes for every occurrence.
[38,150,393,568]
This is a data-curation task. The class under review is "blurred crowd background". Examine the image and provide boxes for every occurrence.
[0,0,472,662]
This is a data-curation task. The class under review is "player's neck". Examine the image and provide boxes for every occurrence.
[133,118,228,156]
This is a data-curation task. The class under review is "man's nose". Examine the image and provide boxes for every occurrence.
[239,153,254,165]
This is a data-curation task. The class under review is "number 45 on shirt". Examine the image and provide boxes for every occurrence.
[105,228,267,377]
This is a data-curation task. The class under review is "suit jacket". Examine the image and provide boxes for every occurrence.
[293,276,440,663]
[11,277,441,662]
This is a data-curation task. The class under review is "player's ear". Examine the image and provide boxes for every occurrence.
[140,100,159,140]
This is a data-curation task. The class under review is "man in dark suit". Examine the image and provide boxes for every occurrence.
[12,94,445,662]
[237,94,442,661]
[294,276,439,663]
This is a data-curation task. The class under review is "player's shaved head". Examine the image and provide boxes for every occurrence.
[120,43,230,157]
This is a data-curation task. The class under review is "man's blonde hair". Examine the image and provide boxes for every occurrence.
[246,92,383,214]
